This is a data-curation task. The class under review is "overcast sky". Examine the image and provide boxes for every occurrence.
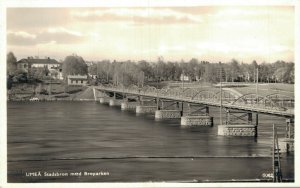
[7,6,294,63]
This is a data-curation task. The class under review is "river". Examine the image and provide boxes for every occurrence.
[7,101,294,182]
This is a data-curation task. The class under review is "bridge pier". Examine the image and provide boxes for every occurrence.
[99,97,110,104]
[155,110,182,119]
[218,124,257,136]
[154,98,182,119]
[109,99,123,106]
[278,118,294,153]
[181,116,213,127]
[181,104,213,127]
[136,105,157,114]
[121,101,139,110]
[218,110,257,136]
[93,88,109,101]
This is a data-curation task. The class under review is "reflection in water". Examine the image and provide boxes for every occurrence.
[7,101,294,182]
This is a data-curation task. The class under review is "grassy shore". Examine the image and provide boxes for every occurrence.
[8,82,95,101]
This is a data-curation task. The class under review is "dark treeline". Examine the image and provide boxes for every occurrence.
[7,51,294,87]
[88,58,294,86]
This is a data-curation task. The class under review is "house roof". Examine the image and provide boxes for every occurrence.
[17,58,60,65]
[68,77,88,80]
[68,75,88,80]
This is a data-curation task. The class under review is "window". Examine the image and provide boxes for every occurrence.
[76,80,78,84]
[81,80,83,84]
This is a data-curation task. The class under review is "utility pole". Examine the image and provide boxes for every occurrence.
[256,67,259,103]
[219,62,223,125]
[182,70,185,91]
[273,124,282,182]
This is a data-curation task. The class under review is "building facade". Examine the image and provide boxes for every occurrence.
[67,75,88,86]
[17,57,63,80]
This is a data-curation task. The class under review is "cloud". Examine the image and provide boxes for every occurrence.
[7,8,71,30]
[71,8,202,25]
[7,32,37,46]
[196,41,292,56]
[7,29,86,46]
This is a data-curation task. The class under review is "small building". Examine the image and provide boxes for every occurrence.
[180,74,190,82]
[67,75,88,86]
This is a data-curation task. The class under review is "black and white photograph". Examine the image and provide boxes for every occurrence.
[2,0,299,187]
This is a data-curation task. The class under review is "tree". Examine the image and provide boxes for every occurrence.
[273,63,294,83]
[62,55,88,80]
[88,63,97,75]
[7,52,17,76]
[7,75,13,90]
[30,67,48,80]
[228,59,241,82]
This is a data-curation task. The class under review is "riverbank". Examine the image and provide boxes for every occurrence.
[9,98,95,102]
[8,82,96,101]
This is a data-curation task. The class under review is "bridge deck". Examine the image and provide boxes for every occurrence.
[95,86,294,118]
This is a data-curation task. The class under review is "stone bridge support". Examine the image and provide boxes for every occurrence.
[136,106,157,114]
[121,101,139,110]
[99,97,110,104]
[218,124,257,136]
[154,98,183,119]
[181,104,213,127]
[181,116,213,128]
[109,99,123,106]
[278,118,294,153]
[218,110,257,137]
[155,110,182,119]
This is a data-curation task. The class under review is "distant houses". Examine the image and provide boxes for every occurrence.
[17,57,63,80]
[67,75,88,86]
[16,56,94,86]
[180,74,190,82]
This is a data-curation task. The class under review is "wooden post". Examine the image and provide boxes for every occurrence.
[247,113,252,124]
[181,102,184,116]
[226,109,230,125]
[255,113,258,137]
[205,106,209,115]
[93,87,97,101]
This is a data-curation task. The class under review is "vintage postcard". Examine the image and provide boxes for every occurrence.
[1,0,299,187]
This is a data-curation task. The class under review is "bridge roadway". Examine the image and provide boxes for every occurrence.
[94,85,294,118]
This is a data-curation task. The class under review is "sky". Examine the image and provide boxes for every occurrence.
[6,6,295,63]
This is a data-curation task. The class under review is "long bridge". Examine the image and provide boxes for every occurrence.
[94,84,294,118]
[93,83,294,153]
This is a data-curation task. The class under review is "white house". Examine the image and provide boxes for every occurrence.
[17,57,62,80]
[67,75,88,86]
[180,74,190,81]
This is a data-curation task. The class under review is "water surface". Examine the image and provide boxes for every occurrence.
[7,101,294,182]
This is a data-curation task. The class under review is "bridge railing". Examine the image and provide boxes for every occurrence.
[96,84,293,115]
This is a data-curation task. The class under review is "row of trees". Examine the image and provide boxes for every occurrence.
[89,58,294,86]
